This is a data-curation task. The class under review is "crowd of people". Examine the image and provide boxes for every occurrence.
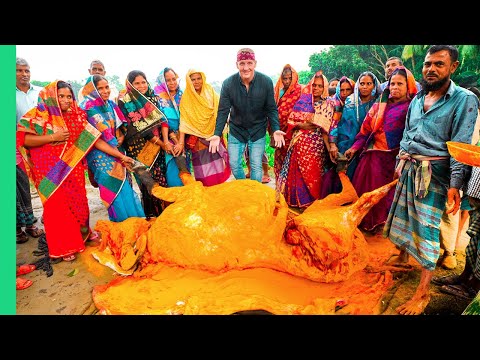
[15,45,480,315]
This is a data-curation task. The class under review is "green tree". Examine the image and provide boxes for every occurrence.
[106,74,123,92]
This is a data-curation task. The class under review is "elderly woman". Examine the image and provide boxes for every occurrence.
[80,75,145,221]
[179,69,230,186]
[17,80,132,262]
[276,71,336,208]
[344,67,418,232]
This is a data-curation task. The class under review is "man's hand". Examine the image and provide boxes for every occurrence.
[206,135,221,153]
[446,187,461,215]
[273,130,286,148]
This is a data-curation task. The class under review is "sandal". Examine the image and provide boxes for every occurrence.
[25,226,45,238]
[439,284,478,300]
[16,277,33,290]
[88,231,100,241]
[16,231,29,244]
[62,254,76,262]
[16,264,36,276]
[262,175,271,184]
[432,274,463,286]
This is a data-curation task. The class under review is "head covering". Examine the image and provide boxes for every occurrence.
[80,75,126,145]
[117,77,167,138]
[17,80,101,204]
[346,71,382,122]
[237,48,256,62]
[274,64,300,103]
[154,67,183,130]
[370,66,417,133]
[179,69,220,138]
[334,76,356,105]
[79,76,127,208]
[287,70,332,133]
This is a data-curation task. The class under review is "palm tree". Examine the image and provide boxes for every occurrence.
[401,45,428,70]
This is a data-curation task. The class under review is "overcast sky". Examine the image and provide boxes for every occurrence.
[16,45,331,86]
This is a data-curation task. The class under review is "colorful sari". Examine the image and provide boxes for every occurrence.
[328,76,356,119]
[273,64,302,180]
[321,72,382,197]
[117,78,168,218]
[16,80,101,258]
[350,67,418,231]
[80,76,145,221]
[154,68,187,187]
[179,69,230,186]
[276,71,334,208]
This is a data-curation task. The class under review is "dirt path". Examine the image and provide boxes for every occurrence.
[15,172,473,315]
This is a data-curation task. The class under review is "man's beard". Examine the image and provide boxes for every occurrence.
[421,76,449,92]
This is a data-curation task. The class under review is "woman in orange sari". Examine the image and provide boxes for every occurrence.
[17,80,133,264]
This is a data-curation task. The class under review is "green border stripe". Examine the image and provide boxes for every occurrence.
[0,45,16,314]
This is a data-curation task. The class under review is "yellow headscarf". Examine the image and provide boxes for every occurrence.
[179,69,219,138]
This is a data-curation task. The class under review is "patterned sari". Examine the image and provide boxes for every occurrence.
[273,64,302,179]
[350,67,418,231]
[117,79,167,218]
[276,71,334,208]
[80,76,145,221]
[179,69,230,186]
[154,69,187,187]
[16,80,101,258]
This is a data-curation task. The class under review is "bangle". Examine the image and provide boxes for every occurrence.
[121,155,126,162]
[178,142,184,146]
[50,134,55,142]
[154,138,159,145]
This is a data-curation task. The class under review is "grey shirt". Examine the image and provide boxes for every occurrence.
[400,81,480,189]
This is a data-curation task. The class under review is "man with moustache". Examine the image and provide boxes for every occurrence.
[383,45,480,315]
[380,56,422,94]
[207,48,285,183]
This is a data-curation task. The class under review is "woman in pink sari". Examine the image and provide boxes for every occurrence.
[344,67,418,232]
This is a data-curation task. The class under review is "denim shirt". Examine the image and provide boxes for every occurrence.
[400,81,480,189]
[214,71,280,142]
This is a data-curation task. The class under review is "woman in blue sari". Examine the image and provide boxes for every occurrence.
[328,71,382,180]
[80,75,145,221]
[154,67,190,187]
[321,72,381,198]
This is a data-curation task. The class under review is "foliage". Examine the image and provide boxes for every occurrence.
[31,80,50,88]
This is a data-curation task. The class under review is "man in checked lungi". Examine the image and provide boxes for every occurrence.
[383,45,480,315]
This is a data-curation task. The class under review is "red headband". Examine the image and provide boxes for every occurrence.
[237,50,255,62]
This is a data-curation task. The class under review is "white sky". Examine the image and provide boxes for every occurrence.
[16,45,331,86]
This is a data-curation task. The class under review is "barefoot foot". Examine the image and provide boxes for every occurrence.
[396,293,431,315]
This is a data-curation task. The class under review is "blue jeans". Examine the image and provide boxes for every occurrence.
[228,133,266,182]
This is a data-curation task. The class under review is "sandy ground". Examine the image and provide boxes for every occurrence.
[16,171,473,315]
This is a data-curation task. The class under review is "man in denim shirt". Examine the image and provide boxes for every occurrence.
[207,48,285,183]
[383,45,480,315]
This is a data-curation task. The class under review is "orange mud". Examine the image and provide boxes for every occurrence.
[92,234,406,315]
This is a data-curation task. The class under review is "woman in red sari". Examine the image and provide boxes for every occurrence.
[276,71,335,208]
[272,64,302,180]
[17,80,133,262]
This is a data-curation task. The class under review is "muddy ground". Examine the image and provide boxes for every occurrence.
[16,172,473,315]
